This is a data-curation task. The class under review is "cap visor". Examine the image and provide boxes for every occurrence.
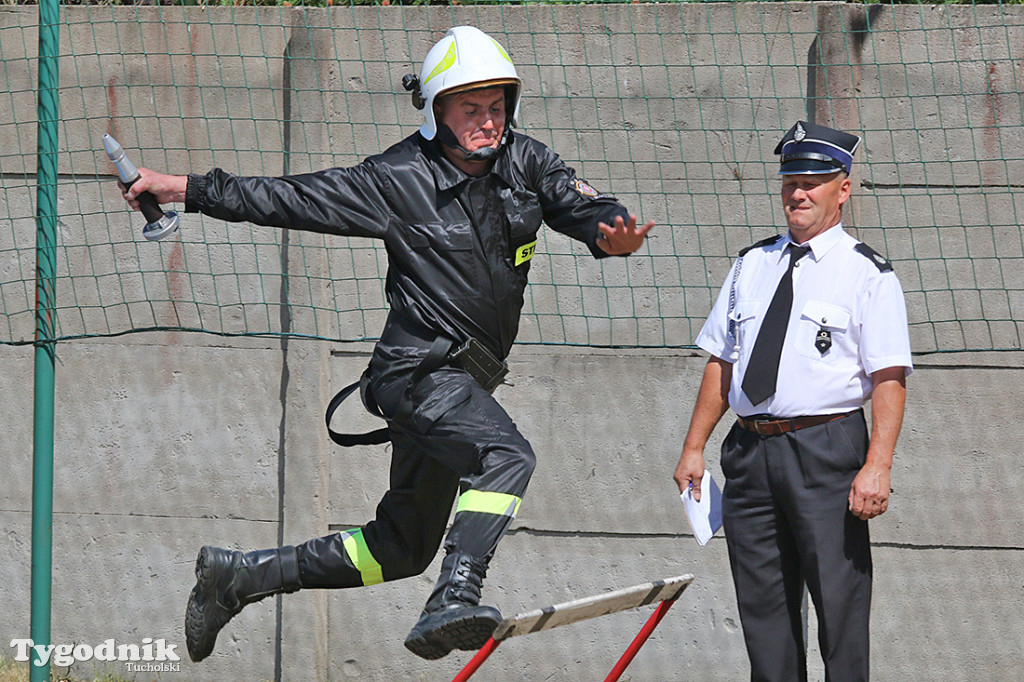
[778,159,845,175]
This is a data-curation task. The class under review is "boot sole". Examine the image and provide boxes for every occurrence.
[404,611,500,660]
[185,546,232,662]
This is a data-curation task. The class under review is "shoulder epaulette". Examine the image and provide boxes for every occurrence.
[739,234,783,257]
[854,242,893,272]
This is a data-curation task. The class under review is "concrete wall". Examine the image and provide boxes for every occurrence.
[2,3,1023,681]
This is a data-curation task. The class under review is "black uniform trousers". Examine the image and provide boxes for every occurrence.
[297,333,536,589]
[721,409,872,682]
[366,364,536,573]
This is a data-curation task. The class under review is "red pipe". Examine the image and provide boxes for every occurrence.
[451,637,501,682]
[603,598,677,682]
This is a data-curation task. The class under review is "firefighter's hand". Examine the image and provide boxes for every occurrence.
[120,168,188,210]
[597,214,655,255]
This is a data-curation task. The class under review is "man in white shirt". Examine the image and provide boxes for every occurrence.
[673,121,912,682]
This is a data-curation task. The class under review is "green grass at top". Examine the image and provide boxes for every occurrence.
[0,657,133,682]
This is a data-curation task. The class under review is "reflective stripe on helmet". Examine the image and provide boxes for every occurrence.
[455,490,522,518]
[490,38,513,64]
[340,528,384,586]
[423,41,457,87]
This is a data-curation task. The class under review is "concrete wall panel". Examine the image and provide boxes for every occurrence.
[3,4,1023,681]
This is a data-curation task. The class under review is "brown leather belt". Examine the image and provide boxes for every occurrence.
[737,410,857,436]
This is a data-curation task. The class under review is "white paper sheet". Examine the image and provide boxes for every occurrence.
[680,469,723,546]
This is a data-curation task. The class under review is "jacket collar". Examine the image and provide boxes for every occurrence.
[418,131,516,191]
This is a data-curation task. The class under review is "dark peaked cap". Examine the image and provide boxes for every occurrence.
[775,120,862,175]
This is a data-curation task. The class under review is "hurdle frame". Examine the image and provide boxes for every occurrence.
[451,574,694,682]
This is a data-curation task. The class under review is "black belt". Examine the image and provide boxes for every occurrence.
[326,335,508,448]
[736,410,858,436]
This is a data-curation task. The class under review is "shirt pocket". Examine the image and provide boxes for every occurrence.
[730,300,760,360]
[797,300,851,360]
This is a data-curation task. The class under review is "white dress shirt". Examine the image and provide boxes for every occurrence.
[696,223,913,418]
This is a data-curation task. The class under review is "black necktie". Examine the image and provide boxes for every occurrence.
[741,244,811,405]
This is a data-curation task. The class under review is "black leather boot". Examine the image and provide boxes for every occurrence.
[403,552,502,660]
[185,545,301,662]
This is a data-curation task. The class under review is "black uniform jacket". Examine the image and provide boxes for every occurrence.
[185,130,629,362]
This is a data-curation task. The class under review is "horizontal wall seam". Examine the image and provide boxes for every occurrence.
[1,509,279,523]
[504,527,1024,552]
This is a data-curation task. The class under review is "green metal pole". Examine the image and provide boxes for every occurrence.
[31,0,60,679]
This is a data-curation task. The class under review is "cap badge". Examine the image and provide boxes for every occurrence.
[794,122,806,142]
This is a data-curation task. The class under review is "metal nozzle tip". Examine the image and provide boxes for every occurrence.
[102,133,123,161]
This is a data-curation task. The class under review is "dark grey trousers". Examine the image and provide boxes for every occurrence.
[721,410,872,682]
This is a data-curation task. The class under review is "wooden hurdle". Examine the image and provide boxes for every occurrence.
[451,574,694,682]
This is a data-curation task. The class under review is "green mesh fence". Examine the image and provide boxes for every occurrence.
[2,2,1023,353]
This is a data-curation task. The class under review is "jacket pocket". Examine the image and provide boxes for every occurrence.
[402,221,480,295]
[502,187,542,267]
[508,210,541,269]
[407,222,475,251]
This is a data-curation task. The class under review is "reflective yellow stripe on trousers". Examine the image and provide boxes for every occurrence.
[455,490,522,518]
[340,528,384,586]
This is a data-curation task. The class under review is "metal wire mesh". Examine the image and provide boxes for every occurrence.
[2,2,1022,352]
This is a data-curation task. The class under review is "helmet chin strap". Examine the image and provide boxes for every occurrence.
[436,124,509,162]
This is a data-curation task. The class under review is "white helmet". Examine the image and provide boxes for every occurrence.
[403,26,521,142]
